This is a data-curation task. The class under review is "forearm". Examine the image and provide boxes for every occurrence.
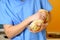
[4,16,32,38]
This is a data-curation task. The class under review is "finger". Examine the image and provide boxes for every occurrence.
[30,30,38,33]
[41,23,48,29]
[37,23,48,32]
[31,23,48,33]
[44,23,48,27]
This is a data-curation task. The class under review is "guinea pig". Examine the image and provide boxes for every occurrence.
[28,9,49,33]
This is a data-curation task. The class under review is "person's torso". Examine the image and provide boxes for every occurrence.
[2,0,46,40]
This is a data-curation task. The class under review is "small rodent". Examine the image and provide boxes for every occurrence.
[28,9,49,33]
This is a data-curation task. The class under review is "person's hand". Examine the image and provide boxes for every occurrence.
[31,9,48,21]
[29,9,49,33]
[30,22,48,33]
[37,22,48,32]
[31,11,42,21]
[29,19,44,33]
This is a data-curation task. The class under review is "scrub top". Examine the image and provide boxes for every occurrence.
[0,0,52,40]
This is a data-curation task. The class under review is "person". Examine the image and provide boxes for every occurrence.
[0,0,52,40]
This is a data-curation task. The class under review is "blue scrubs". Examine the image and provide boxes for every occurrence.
[0,0,52,40]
